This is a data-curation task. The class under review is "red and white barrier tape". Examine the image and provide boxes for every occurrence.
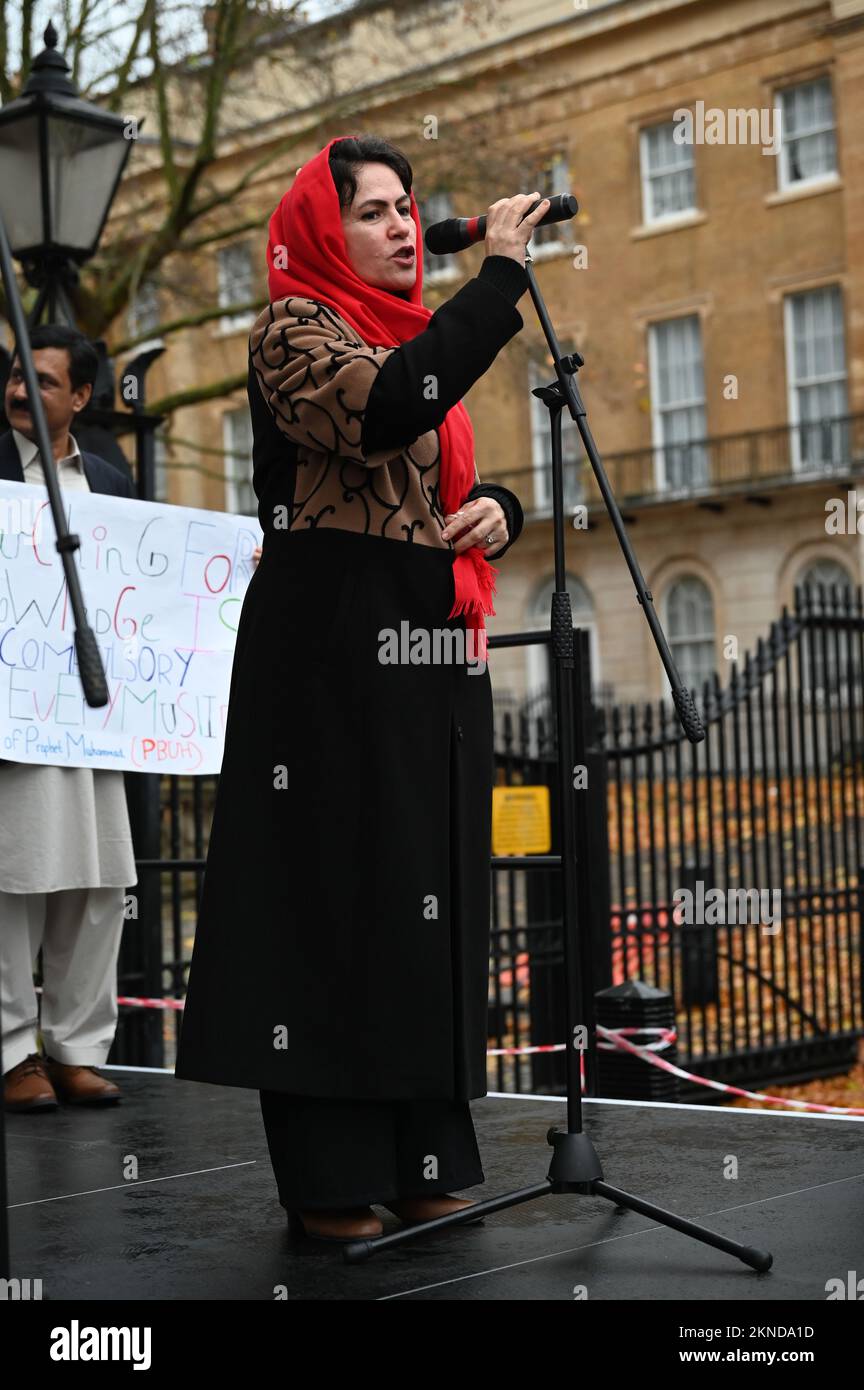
[491,1024,864,1116]
[487,1025,675,1058]
[597,1025,677,1053]
[107,994,864,1116]
[596,1024,864,1117]
[34,987,185,1013]
[117,995,185,1012]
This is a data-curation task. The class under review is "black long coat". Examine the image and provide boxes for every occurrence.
[174,523,495,1101]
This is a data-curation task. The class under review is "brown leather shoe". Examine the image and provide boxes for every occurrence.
[381,1194,485,1226]
[4,1053,58,1112]
[286,1206,384,1242]
[42,1057,121,1105]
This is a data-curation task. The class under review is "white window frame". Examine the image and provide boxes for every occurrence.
[223,406,256,516]
[776,76,838,194]
[640,120,696,226]
[663,575,716,695]
[528,353,585,516]
[783,285,848,474]
[796,558,854,695]
[647,315,708,494]
[127,278,160,339]
[217,242,256,334]
[418,190,459,283]
[529,151,573,259]
[798,557,853,602]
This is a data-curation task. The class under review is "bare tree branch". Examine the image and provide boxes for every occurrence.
[67,0,95,87]
[0,1,11,106]
[147,368,247,416]
[179,216,267,253]
[19,0,34,91]
[114,296,263,354]
[148,0,181,200]
[95,0,151,109]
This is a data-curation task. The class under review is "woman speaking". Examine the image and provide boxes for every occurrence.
[175,134,548,1243]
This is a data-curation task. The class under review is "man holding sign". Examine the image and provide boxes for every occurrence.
[0,324,137,1111]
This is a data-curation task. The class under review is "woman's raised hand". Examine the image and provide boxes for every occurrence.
[484,191,551,267]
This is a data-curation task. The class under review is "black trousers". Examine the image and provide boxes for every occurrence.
[259,1091,485,1209]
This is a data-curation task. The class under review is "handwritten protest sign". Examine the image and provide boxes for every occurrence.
[0,481,262,774]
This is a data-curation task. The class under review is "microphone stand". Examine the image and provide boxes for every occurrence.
[343,249,773,1273]
[0,209,111,1281]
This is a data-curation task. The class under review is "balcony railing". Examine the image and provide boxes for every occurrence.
[485,414,864,519]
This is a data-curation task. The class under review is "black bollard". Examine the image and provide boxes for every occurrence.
[594,980,679,1101]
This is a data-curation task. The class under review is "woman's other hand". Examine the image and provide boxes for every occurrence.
[442,498,508,557]
[252,545,262,568]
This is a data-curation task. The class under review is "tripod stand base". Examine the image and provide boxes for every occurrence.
[592,1180,772,1273]
[546,1125,603,1189]
[343,1128,773,1270]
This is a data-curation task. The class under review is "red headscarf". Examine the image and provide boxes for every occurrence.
[264,134,497,658]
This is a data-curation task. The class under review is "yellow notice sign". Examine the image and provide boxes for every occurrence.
[492,785,551,856]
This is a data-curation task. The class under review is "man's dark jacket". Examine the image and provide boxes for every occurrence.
[0,429,136,497]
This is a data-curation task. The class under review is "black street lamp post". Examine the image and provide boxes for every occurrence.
[0,20,164,504]
[0,20,139,328]
[0,25,166,1085]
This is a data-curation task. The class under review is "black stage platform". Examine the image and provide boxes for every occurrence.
[6,1066,863,1301]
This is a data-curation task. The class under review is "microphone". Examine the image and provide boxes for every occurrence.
[424,192,578,256]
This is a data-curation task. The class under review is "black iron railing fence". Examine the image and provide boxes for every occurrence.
[483,583,864,1096]
[113,583,864,1100]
